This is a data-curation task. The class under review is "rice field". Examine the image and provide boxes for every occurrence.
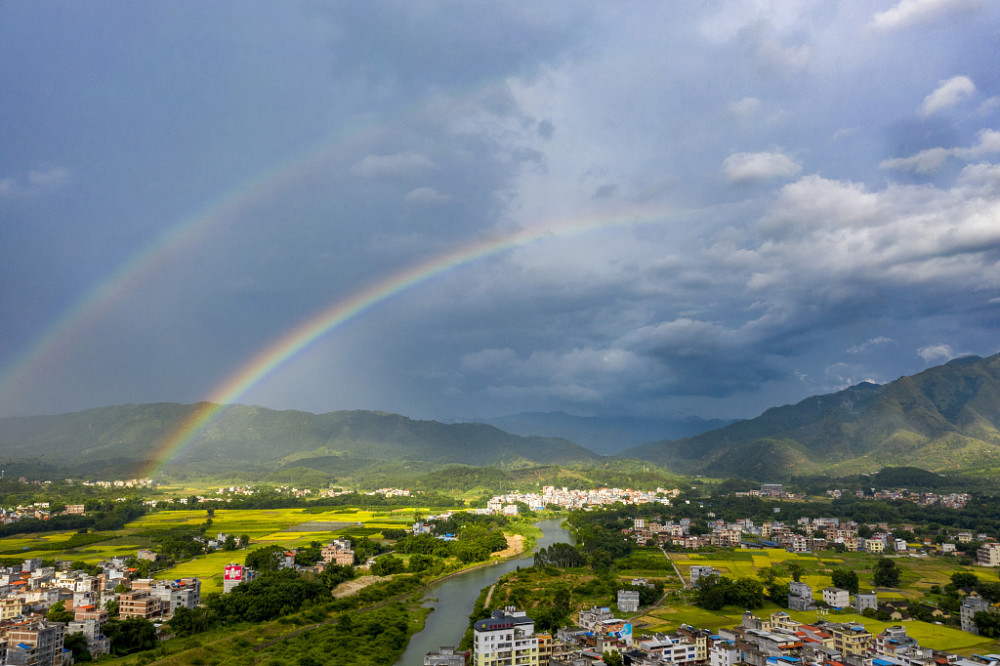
[0,506,437,568]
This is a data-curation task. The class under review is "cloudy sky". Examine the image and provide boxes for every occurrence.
[2,1,999,425]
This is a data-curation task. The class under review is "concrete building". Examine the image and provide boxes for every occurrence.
[223,563,258,593]
[118,589,163,619]
[962,595,990,634]
[855,591,877,614]
[979,543,1000,567]
[5,619,66,666]
[688,565,719,585]
[473,607,541,666]
[827,622,872,656]
[66,618,111,659]
[149,578,200,614]
[617,590,640,613]
[577,606,612,631]
[822,587,850,609]
[788,581,814,611]
[424,646,469,666]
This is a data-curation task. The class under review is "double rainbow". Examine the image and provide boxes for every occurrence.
[142,203,679,476]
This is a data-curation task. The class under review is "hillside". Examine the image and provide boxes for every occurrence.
[0,403,602,481]
[455,411,733,455]
[622,353,1000,479]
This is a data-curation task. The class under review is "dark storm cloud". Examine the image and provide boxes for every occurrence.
[2,1,999,423]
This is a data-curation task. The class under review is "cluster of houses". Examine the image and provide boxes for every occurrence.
[0,554,202,665]
[0,505,86,527]
[484,486,681,515]
[429,605,1000,666]
[825,489,971,509]
[627,515,994,557]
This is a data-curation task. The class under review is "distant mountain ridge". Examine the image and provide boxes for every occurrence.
[454,411,734,455]
[622,353,1000,479]
[0,404,602,480]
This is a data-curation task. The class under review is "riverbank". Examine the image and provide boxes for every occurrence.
[395,518,572,665]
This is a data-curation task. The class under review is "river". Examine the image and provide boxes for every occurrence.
[394,518,573,665]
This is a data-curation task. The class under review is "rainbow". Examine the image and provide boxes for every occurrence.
[0,83,483,411]
[0,132,352,408]
[142,202,682,476]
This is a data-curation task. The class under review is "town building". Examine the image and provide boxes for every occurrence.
[962,595,990,634]
[424,646,469,666]
[979,543,1000,567]
[223,563,258,593]
[855,591,877,614]
[827,622,872,656]
[788,581,814,611]
[118,589,163,619]
[822,587,850,609]
[473,607,544,666]
[617,590,640,613]
[4,619,66,666]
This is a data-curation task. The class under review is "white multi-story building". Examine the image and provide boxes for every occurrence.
[822,587,850,609]
[473,607,541,666]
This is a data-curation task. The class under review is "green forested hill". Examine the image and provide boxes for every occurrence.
[622,353,1000,479]
[0,403,602,481]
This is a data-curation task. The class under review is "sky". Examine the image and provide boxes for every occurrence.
[2,1,999,425]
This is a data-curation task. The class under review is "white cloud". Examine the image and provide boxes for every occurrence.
[729,97,762,117]
[918,343,956,362]
[351,152,436,178]
[722,151,802,184]
[880,129,1000,173]
[921,75,976,116]
[847,336,895,354]
[0,166,70,198]
[871,0,986,30]
[403,187,452,205]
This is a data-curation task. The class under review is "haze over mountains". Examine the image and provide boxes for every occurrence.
[625,353,1000,478]
[1,353,999,482]
[450,412,733,456]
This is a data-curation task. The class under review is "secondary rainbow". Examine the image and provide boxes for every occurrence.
[144,203,681,476]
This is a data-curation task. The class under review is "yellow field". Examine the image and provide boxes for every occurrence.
[157,551,248,595]
[0,506,437,567]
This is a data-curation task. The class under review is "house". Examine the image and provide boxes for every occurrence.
[473,607,543,666]
[822,587,850,609]
[618,590,640,613]
[788,581,815,611]
[978,543,1000,567]
[961,595,990,634]
[855,591,877,614]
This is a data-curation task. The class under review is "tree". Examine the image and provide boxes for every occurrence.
[951,571,979,589]
[104,617,158,655]
[602,650,624,666]
[873,557,900,587]
[223,534,237,551]
[245,545,285,573]
[695,574,733,611]
[831,568,859,594]
[731,577,765,609]
[63,632,92,662]
[975,610,1000,638]
[787,562,804,582]
[370,555,405,576]
[46,599,73,623]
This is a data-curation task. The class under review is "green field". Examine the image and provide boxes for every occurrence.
[638,599,1000,655]
[0,506,439,569]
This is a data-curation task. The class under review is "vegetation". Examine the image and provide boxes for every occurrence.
[624,353,1000,479]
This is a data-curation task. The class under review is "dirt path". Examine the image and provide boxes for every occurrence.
[491,534,525,559]
[331,575,390,598]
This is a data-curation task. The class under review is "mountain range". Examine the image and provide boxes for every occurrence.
[623,353,1000,479]
[1,353,999,482]
[0,404,601,481]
